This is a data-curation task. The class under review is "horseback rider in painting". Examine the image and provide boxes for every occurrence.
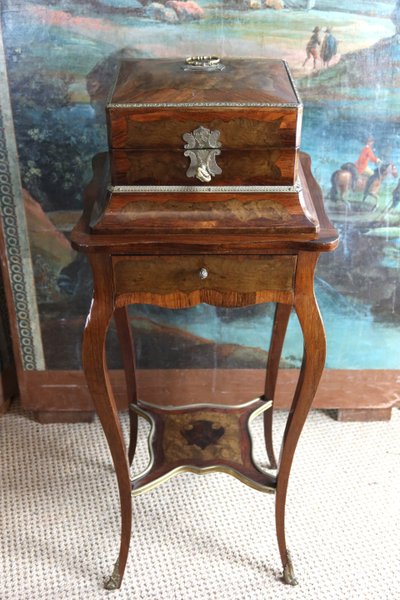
[330,138,381,200]
[330,137,397,205]
[355,136,381,176]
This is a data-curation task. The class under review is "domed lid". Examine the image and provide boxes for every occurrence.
[107,57,302,108]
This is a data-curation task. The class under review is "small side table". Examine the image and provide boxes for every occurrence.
[71,151,338,590]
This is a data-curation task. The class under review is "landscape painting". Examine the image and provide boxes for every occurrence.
[1,0,399,371]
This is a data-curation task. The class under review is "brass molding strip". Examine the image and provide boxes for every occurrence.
[108,181,303,194]
[131,464,276,497]
[108,102,300,108]
[283,59,303,107]
[138,396,270,412]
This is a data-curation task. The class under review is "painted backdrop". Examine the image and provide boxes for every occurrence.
[1,0,399,372]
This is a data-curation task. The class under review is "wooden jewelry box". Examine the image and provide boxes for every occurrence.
[89,56,319,236]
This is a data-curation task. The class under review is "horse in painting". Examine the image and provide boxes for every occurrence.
[330,162,398,205]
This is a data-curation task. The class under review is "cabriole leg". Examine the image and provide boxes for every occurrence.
[275,253,326,585]
[264,302,292,469]
[83,255,132,590]
[114,306,138,466]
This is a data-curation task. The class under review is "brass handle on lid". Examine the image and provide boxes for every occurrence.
[184,56,225,72]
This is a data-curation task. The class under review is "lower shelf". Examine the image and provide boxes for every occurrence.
[130,397,277,496]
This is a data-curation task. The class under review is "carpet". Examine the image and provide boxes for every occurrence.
[1,403,399,600]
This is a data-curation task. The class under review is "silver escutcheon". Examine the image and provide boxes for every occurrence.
[183,126,222,183]
[198,267,208,280]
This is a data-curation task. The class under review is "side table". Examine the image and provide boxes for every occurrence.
[71,151,338,590]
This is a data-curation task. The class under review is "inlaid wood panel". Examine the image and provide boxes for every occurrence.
[109,58,300,106]
[110,148,297,186]
[112,254,296,308]
[72,152,337,254]
[108,108,299,150]
[91,190,316,235]
[130,397,276,496]
[163,409,243,463]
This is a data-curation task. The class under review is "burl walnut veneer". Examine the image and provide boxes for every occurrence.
[71,57,338,591]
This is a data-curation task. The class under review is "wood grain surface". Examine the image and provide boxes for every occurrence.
[112,254,296,308]
[108,110,299,150]
[108,58,300,106]
[91,190,316,235]
[110,147,297,186]
[25,369,399,416]
[71,152,339,254]
[130,398,276,495]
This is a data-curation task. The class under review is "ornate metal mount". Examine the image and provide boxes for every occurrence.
[183,126,222,183]
[282,550,299,586]
[184,56,225,72]
[104,560,121,590]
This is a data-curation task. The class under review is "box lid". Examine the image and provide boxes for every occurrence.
[107,58,302,108]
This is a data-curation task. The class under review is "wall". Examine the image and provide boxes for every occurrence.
[1,1,399,414]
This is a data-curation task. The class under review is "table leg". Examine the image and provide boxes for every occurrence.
[83,255,132,590]
[264,303,292,469]
[114,306,138,466]
[275,253,326,585]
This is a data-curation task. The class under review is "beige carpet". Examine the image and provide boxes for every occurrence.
[1,402,399,600]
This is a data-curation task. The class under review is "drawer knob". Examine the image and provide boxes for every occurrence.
[198,267,208,280]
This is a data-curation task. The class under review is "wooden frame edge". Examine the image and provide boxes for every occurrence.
[21,368,400,420]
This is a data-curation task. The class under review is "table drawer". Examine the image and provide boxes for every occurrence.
[113,255,296,298]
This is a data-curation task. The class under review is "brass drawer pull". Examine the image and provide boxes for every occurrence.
[198,267,208,280]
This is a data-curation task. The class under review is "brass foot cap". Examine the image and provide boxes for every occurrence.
[103,562,121,590]
[104,576,121,591]
[282,551,298,586]
[283,566,299,586]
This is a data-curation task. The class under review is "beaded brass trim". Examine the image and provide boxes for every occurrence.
[108,101,300,108]
[108,180,303,194]
[283,60,303,106]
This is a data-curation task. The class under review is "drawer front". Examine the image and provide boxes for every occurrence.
[113,255,296,299]
[110,148,296,187]
[107,108,299,150]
